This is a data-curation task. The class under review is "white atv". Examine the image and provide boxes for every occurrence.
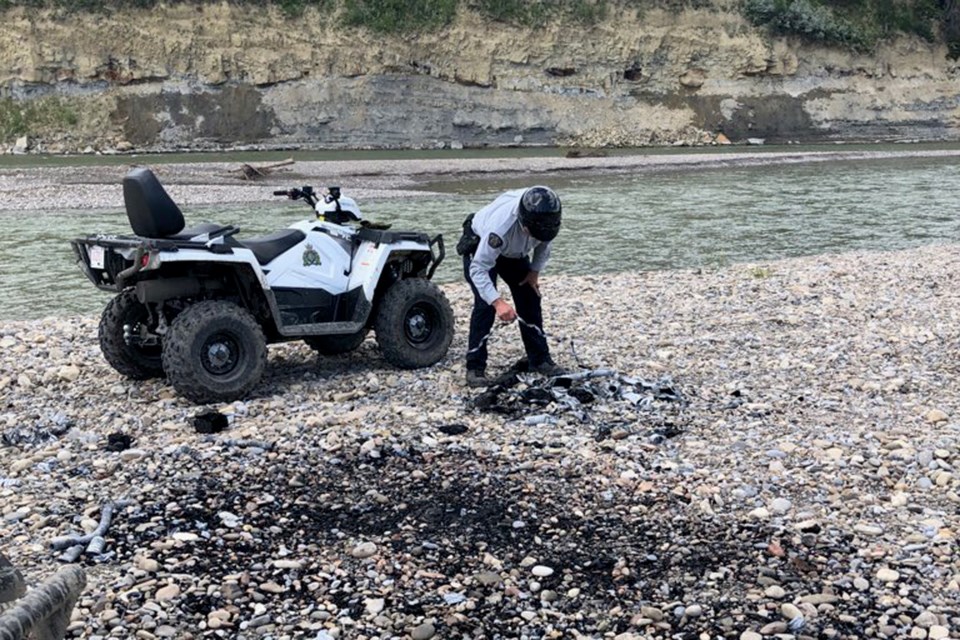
[71,167,454,404]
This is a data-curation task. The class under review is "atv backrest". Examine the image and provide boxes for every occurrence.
[123,168,186,238]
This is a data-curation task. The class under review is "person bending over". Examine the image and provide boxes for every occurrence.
[458,186,565,388]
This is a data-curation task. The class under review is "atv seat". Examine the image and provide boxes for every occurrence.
[123,168,234,241]
[239,229,306,265]
[173,223,227,240]
[123,167,191,238]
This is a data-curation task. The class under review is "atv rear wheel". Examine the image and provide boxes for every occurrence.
[161,300,267,404]
[99,291,164,380]
[305,329,369,356]
[375,278,454,369]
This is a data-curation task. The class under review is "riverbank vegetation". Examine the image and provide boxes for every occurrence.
[0,97,78,141]
[0,0,956,55]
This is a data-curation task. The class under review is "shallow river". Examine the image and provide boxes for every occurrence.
[1,153,958,321]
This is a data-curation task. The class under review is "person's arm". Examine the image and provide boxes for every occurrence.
[470,233,517,322]
[469,235,502,306]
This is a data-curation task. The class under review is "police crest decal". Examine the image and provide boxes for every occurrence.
[302,244,321,267]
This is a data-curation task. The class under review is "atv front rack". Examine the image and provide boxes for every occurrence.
[427,234,444,280]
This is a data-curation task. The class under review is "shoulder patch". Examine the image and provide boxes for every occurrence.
[488,233,504,249]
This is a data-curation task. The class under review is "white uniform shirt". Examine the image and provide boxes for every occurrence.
[469,188,552,305]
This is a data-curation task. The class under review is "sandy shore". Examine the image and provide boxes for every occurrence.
[2,147,960,211]
[1,244,958,639]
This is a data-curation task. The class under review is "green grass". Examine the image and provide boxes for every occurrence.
[343,0,458,31]
[471,0,608,26]
[0,97,79,142]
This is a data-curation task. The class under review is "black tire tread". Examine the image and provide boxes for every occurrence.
[161,300,267,404]
[98,291,164,380]
[375,278,454,369]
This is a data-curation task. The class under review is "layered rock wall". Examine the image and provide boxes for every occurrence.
[2,2,959,151]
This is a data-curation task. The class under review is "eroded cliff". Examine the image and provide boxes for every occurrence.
[1,2,958,151]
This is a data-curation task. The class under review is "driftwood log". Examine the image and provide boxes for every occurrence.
[0,554,85,640]
[228,158,295,180]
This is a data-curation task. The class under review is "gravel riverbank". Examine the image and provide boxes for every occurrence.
[2,244,959,639]
[2,148,960,211]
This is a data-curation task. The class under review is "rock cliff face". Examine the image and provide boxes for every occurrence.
[1,2,959,151]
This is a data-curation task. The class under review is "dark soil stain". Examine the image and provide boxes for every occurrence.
[108,446,879,637]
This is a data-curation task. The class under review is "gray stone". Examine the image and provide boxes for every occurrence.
[350,542,378,559]
[411,622,436,640]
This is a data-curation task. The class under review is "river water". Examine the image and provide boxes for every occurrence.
[1,152,958,321]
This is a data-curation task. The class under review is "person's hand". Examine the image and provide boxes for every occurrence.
[520,270,540,297]
[492,298,517,323]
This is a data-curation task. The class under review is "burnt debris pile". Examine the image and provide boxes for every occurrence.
[471,368,688,436]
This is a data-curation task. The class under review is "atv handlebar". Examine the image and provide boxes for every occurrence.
[274,186,319,207]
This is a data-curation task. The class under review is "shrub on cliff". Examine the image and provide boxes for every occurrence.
[944,0,960,57]
[743,0,869,48]
[744,0,952,52]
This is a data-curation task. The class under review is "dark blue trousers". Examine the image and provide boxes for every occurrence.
[463,254,550,372]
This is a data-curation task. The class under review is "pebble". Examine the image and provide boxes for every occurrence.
[57,364,81,382]
[171,532,199,542]
[914,611,939,628]
[411,622,436,640]
[154,584,180,601]
[770,497,792,513]
[531,565,554,577]
[259,581,285,594]
[781,603,803,622]
[854,523,884,536]
[764,585,786,599]
[641,606,664,621]
[877,568,901,582]
[136,557,160,572]
[120,448,147,461]
[350,542,378,559]
[365,598,385,615]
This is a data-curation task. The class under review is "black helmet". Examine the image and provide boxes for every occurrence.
[519,186,562,242]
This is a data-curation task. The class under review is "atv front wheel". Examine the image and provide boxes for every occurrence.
[375,278,454,369]
[99,291,164,380]
[161,300,267,404]
[305,329,369,356]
